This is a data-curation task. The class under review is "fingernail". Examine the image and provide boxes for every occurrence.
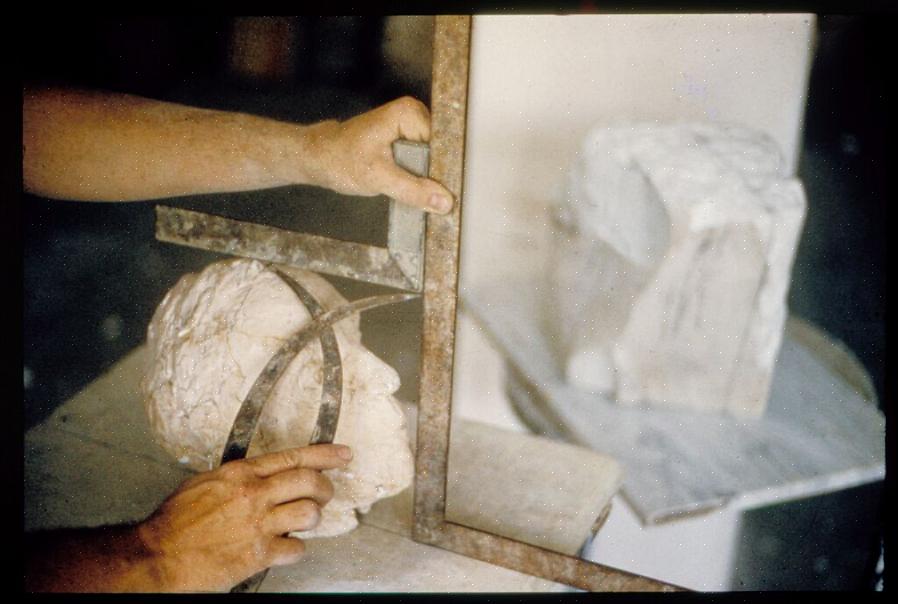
[337,446,353,461]
[430,194,453,214]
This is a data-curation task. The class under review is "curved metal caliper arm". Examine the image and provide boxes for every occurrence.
[271,267,343,447]
[219,282,418,464]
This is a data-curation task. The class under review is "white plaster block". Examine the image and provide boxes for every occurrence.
[460,14,815,294]
[546,122,806,417]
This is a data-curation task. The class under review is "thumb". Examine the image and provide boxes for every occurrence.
[379,163,454,214]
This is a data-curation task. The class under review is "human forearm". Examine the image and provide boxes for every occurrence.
[23,87,319,202]
[25,524,169,592]
[22,87,454,212]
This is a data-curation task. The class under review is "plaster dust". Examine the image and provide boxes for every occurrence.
[547,122,806,418]
[141,259,414,538]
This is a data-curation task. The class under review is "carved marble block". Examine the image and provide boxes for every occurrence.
[546,123,806,417]
[142,259,414,537]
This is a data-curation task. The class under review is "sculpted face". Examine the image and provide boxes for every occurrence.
[142,259,414,537]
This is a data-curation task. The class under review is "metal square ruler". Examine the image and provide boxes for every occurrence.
[154,139,429,292]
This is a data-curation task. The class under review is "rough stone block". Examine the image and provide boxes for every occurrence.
[546,122,806,417]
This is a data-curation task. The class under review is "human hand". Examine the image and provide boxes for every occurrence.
[300,96,455,214]
[136,443,352,592]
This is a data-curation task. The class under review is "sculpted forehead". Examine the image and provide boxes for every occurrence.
[231,269,312,340]
[149,259,396,421]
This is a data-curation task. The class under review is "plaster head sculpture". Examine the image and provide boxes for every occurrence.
[141,258,414,537]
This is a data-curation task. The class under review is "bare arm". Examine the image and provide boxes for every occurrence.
[25,444,352,593]
[23,87,453,213]
[24,525,167,593]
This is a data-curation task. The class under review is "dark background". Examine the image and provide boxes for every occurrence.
[21,15,889,590]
